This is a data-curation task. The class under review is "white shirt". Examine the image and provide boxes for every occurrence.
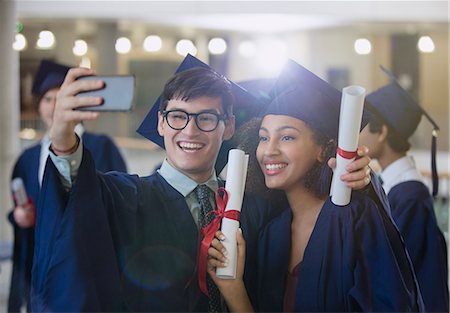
[379,155,424,195]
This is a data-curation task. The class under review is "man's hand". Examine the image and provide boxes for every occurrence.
[13,204,35,228]
[328,145,371,190]
[49,67,103,155]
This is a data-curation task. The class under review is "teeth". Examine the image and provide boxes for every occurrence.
[179,142,203,150]
[265,163,286,170]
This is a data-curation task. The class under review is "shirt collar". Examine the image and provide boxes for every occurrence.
[157,159,218,197]
[74,123,85,137]
[380,155,416,192]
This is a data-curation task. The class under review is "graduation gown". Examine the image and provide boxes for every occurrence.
[388,181,449,313]
[8,133,126,312]
[255,192,424,312]
[32,147,279,312]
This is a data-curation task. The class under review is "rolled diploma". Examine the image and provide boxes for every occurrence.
[331,85,366,206]
[216,149,249,279]
[11,177,28,206]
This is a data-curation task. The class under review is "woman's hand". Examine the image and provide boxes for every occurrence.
[328,145,371,190]
[207,229,254,312]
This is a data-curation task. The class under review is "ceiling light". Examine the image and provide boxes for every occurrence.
[208,37,227,55]
[36,30,55,49]
[354,38,371,55]
[115,37,132,54]
[143,35,162,52]
[73,39,88,56]
[417,36,435,53]
[176,39,197,56]
[13,33,27,51]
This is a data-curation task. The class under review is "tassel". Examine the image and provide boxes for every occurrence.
[431,129,439,197]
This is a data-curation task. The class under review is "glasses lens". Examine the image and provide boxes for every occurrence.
[166,110,189,130]
[196,112,219,131]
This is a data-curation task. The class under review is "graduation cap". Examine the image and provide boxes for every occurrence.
[264,59,371,140]
[32,60,71,96]
[237,78,276,103]
[136,54,265,173]
[366,65,440,196]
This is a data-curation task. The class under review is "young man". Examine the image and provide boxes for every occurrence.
[32,55,371,312]
[8,60,127,313]
[359,67,448,313]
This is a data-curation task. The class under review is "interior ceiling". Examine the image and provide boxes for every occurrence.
[16,1,449,34]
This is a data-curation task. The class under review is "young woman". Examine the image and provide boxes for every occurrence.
[207,61,423,312]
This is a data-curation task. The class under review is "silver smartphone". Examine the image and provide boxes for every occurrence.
[76,75,135,111]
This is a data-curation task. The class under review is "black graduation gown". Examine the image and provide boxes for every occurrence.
[7,133,127,313]
[256,192,424,312]
[32,147,279,312]
[388,181,449,313]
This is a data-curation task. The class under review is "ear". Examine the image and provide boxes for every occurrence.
[223,115,235,141]
[157,111,165,136]
[378,124,389,143]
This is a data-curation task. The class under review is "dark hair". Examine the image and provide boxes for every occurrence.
[368,112,410,153]
[159,67,234,116]
[303,124,336,199]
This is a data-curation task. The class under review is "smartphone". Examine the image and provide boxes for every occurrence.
[76,75,135,111]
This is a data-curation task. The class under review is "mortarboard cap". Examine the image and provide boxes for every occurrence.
[264,59,371,140]
[32,60,71,96]
[367,65,440,196]
[136,54,264,173]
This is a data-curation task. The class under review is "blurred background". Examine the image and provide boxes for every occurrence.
[0,1,448,310]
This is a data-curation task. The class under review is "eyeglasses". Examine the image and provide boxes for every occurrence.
[162,109,228,132]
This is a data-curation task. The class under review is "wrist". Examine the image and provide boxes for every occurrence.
[51,135,80,156]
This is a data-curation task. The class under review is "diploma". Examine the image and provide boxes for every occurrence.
[216,149,249,279]
[331,85,366,206]
[11,177,28,207]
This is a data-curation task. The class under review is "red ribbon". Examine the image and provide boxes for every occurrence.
[337,147,358,159]
[197,187,241,296]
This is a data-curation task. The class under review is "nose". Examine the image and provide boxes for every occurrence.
[182,115,201,135]
[262,138,280,157]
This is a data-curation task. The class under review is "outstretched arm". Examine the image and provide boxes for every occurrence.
[207,229,254,313]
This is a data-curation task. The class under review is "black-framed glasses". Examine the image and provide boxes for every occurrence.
[162,109,228,132]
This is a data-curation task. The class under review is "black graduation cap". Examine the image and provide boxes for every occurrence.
[263,59,371,140]
[237,78,276,103]
[366,65,440,196]
[136,54,265,173]
[31,60,71,96]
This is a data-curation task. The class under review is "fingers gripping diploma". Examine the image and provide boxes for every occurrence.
[49,67,103,154]
[207,229,254,312]
[328,145,371,190]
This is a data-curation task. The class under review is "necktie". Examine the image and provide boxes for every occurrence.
[195,184,223,312]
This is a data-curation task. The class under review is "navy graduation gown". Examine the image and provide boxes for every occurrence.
[388,181,448,313]
[256,192,423,312]
[8,144,40,313]
[32,147,278,312]
[8,132,126,313]
[82,132,127,173]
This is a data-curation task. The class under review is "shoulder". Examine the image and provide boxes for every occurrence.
[389,181,430,202]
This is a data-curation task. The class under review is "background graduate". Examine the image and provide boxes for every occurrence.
[7,60,127,313]
[207,60,424,312]
[31,54,371,312]
[359,66,448,313]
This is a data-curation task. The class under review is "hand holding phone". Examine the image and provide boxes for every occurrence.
[76,75,135,111]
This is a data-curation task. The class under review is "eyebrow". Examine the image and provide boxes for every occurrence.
[259,125,301,133]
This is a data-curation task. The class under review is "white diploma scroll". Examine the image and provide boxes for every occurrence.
[11,177,28,207]
[216,149,249,279]
[331,85,366,206]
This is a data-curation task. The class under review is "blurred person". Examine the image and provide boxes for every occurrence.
[207,60,424,312]
[359,67,448,313]
[31,55,371,312]
[7,60,127,313]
